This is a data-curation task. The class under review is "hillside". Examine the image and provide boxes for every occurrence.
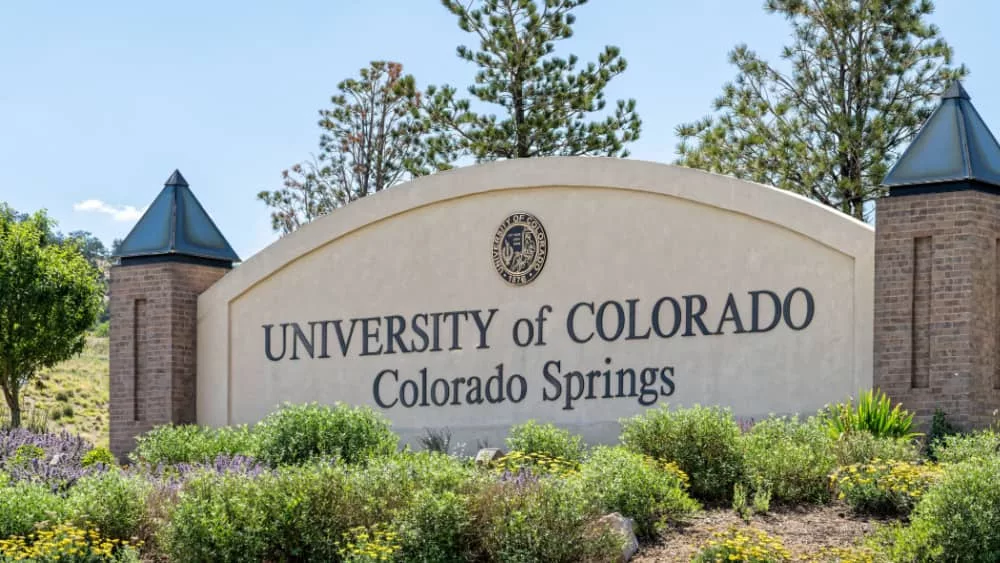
[17,336,110,448]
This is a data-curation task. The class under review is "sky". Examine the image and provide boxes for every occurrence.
[1,1,998,260]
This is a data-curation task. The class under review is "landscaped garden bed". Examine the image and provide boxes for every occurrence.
[1,391,999,562]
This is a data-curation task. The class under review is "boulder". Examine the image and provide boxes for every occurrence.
[596,512,639,562]
[475,448,505,465]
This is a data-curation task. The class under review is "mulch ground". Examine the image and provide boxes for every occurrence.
[633,503,888,562]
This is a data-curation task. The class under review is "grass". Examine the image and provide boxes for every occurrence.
[18,336,109,448]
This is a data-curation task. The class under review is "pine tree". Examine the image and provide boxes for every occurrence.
[421,0,641,166]
[675,0,967,220]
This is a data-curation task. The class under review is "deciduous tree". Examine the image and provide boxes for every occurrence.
[421,0,641,165]
[258,61,427,234]
[0,209,102,428]
[675,0,966,220]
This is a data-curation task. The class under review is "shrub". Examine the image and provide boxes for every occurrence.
[67,471,152,540]
[81,447,116,468]
[925,408,960,459]
[830,459,944,516]
[578,446,699,538]
[831,431,920,465]
[741,415,836,504]
[505,420,585,462]
[396,489,470,563]
[336,523,402,563]
[254,402,398,466]
[692,527,791,562]
[419,427,452,454]
[0,522,141,562]
[822,388,918,440]
[0,481,67,538]
[933,429,1000,464]
[130,423,257,465]
[621,404,744,501]
[890,456,1000,561]
[493,451,580,478]
[0,428,97,492]
[468,476,623,562]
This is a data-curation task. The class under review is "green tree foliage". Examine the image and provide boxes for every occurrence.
[421,0,641,165]
[0,209,102,427]
[258,61,427,234]
[675,0,967,220]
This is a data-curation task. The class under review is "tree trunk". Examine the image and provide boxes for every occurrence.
[2,384,20,429]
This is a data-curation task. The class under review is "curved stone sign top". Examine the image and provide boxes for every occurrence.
[197,156,873,447]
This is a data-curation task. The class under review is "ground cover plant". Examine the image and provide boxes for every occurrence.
[1,394,998,562]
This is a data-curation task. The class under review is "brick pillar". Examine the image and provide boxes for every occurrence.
[874,190,1000,430]
[109,259,229,460]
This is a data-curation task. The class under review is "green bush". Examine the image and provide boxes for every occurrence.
[130,423,258,464]
[162,471,274,563]
[925,408,960,460]
[822,388,918,440]
[621,404,744,501]
[741,415,835,504]
[397,489,471,563]
[67,471,152,540]
[830,460,944,516]
[0,481,67,538]
[81,446,117,468]
[832,431,920,465]
[254,402,398,466]
[933,429,1000,464]
[890,456,1000,561]
[469,476,623,562]
[579,446,699,538]
[92,320,110,337]
[505,420,585,462]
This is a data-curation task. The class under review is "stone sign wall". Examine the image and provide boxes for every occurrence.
[195,157,874,447]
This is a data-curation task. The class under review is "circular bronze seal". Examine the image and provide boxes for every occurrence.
[492,212,548,285]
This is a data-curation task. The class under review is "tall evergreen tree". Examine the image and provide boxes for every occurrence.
[675,0,967,220]
[421,0,641,166]
[258,61,426,234]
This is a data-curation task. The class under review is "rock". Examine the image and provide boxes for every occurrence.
[48,453,64,467]
[475,448,505,465]
[596,512,638,562]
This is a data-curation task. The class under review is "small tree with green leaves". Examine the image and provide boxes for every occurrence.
[675,0,966,221]
[0,208,102,428]
[421,0,641,166]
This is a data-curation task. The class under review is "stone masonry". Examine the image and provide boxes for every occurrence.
[109,261,228,460]
[874,190,1000,430]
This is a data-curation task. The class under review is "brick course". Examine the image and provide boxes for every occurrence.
[874,190,1000,430]
[109,261,228,461]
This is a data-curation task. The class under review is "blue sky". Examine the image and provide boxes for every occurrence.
[1,1,997,260]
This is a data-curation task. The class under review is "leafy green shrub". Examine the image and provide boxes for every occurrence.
[578,446,699,538]
[831,431,920,465]
[396,489,470,563]
[130,423,257,464]
[741,415,835,504]
[0,481,66,538]
[10,444,45,467]
[67,471,151,540]
[925,408,960,460]
[890,456,1000,562]
[254,402,398,466]
[933,429,1000,464]
[822,388,918,440]
[830,460,944,516]
[92,320,110,337]
[621,404,744,501]
[692,527,791,562]
[81,446,116,468]
[469,476,623,562]
[505,420,585,462]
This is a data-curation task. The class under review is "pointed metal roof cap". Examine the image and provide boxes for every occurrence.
[883,81,1000,189]
[113,170,240,265]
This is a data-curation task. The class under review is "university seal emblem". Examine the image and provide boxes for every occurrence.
[492,212,548,285]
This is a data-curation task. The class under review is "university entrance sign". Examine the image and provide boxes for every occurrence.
[191,157,873,447]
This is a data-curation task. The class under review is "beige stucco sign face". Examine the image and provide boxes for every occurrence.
[197,158,873,447]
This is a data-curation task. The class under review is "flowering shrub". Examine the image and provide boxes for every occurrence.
[0,522,141,562]
[692,527,791,562]
[579,446,699,538]
[830,459,944,515]
[831,431,919,465]
[803,544,882,563]
[0,429,96,491]
[493,450,580,477]
[336,524,401,562]
[505,420,586,462]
